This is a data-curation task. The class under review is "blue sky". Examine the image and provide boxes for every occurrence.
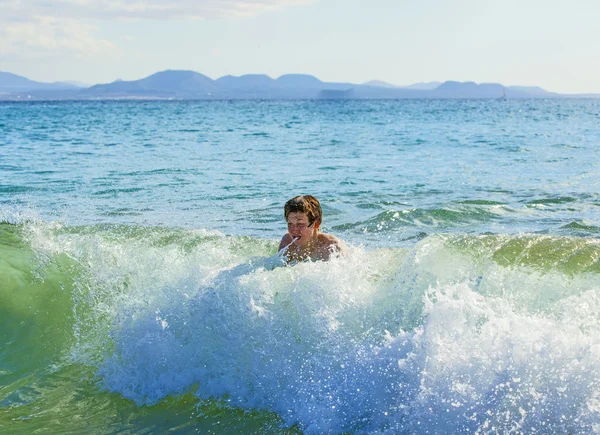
[1,0,599,93]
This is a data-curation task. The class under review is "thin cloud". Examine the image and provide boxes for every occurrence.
[0,0,312,60]
[1,0,314,21]
[0,16,114,58]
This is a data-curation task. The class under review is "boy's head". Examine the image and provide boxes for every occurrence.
[284,195,322,227]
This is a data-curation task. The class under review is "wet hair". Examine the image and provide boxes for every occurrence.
[284,195,322,227]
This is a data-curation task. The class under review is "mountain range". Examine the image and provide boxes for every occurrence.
[0,70,596,100]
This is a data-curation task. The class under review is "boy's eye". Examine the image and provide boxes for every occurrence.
[287,222,311,229]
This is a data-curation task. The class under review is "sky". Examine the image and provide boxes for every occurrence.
[1,0,599,93]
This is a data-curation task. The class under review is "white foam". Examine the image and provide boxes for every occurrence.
[99,258,599,432]
[21,222,600,433]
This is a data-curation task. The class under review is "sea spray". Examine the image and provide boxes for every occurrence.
[2,219,600,433]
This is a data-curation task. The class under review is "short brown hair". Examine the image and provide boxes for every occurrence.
[284,195,322,226]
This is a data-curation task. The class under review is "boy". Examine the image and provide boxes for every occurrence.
[278,195,344,262]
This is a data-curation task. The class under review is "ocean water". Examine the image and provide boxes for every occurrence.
[1,99,600,434]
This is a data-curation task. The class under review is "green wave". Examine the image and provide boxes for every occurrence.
[1,364,299,435]
[0,224,79,379]
[446,233,600,275]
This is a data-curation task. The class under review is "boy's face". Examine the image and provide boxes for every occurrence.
[286,211,318,246]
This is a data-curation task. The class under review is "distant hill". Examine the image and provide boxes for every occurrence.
[507,85,554,97]
[363,80,400,88]
[217,74,275,88]
[0,72,40,88]
[363,80,442,91]
[215,74,278,98]
[0,71,82,93]
[81,70,217,98]
[362,80,442,90]
[76,71,360,99]
[276,74,323,88]
[0,70,595,100]
[404,81,442,90]
[434,81,505,98]
[79,71,332,99]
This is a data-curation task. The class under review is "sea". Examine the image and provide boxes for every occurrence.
[1,99,600,434]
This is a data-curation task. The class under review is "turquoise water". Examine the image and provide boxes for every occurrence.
[1,99,600,434]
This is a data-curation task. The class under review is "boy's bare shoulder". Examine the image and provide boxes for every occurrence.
[317,233,345,255]
[318,232,341,245]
